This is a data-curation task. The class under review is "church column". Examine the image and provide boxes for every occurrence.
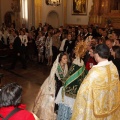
[63,0,67,26]
[0,0,1,25]
[100,0,110,15]
[104,0,110,14]
[93,0,100,15]
[34,0,42,28]
[89,0,101,24]
[28,0,35,29]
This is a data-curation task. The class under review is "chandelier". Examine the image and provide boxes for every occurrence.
[47,0,61,6]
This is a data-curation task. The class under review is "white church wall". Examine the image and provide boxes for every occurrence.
[41,0,93,27]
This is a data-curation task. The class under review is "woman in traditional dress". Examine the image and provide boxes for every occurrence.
[55,41,88,120]
[32,52,68,120]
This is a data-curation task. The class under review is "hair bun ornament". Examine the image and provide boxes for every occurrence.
[74,41,87,58]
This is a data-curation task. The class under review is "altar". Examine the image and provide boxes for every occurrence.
[89,0,120,29]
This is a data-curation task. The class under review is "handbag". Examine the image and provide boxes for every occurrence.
[0,107,22,120]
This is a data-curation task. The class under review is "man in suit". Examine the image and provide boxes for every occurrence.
[105,39,114,61]
[64,33,75,60]
[43,26,48,38]
[83,28,90,40]
[37,23,42,32]
[59,26,64,41]
[10,30,26,69]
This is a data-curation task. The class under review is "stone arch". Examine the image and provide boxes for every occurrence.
[46,11,59,28]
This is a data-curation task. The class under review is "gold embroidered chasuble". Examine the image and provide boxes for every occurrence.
[71,61,120,120]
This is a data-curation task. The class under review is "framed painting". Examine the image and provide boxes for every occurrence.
[72,0,87,15]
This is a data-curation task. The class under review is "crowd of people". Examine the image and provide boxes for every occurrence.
[0,22,120,70]
[0,22,120,120]
[31,23,119,119]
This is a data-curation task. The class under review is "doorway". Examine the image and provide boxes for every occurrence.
[46,11,59,28]
[4,11,14,27]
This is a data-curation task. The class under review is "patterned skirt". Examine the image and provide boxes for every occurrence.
[57,103,72,120]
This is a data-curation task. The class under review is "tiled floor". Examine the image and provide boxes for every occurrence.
[0,59,51,115]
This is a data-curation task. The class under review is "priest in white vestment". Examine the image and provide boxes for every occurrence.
[71,44,120,120]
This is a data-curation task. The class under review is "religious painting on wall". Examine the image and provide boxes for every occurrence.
[72,0,87,15]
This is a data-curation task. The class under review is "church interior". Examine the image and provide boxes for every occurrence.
[0,0,120,119]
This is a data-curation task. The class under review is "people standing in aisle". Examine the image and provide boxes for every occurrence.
[45,31,53,66]
[37,23,43,32]
[43,25,48,38]
[83,28,90,40]
[59,32,68,52]
[10,30,26,69]
[85,45,97,71]
[110,46,120,76]
[105,39,114,61]
[64,33,75,62]
[27,31,36,61]
[52,30,61,63]
[19,29,28,61]
[114,39,120,46]
[58,26,64,41]
[36,31,45,64]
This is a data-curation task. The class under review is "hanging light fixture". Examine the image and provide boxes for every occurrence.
[47,0,61,6]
